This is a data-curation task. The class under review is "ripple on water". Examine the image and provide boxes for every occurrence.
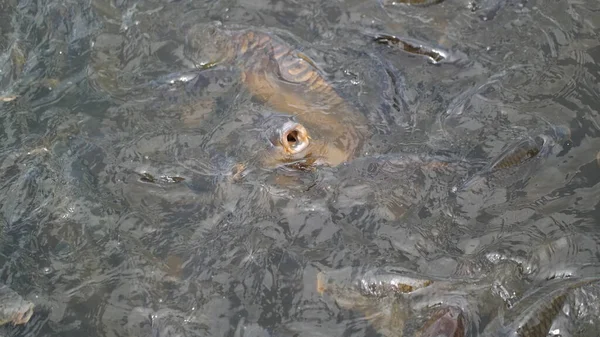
[1,0,600,335]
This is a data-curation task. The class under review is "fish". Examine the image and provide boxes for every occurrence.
[355,267,436,297]
[460,125,571,190]
[317,267,439,337]
[317,269,479,337]
[481,277,600,337]
[0,285,34,326]
[373,34,447,64]
[379,0,446,6]
[317,266,436,299]
[316,262,536,337]
[183,21,368,168]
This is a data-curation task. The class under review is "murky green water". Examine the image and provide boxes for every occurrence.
[1,0,600,336]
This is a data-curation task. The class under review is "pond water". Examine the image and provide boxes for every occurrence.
[1,0,600,336]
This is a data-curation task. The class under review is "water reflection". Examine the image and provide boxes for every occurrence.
[0,0,600,336]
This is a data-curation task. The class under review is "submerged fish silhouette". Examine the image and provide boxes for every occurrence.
[481,277,600,337]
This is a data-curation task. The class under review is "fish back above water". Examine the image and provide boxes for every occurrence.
[482,277,600,337]
[184,22,351,113]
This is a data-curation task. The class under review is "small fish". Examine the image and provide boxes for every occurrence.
[318,268,470,337]
[379,0,445,7]
[0,95,18,102]
[481,277,600,337]
[138,172,186,184]
[489,137,544,171]
[461,126,570,190]
[490,124,570,172]
[373,34,447,64]
[150,71,201,87]
[357,268,435,297]
[0,285,34,326]
[317,267,435,299]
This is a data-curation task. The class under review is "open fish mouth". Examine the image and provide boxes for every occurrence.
[276,121,310,155]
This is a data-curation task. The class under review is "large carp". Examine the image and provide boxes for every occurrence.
[182,21,369,168]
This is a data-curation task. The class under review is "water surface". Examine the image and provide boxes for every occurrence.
[1,0,600,336]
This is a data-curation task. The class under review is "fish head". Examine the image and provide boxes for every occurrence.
[260,119,350,170]
[542,124,572,151]
[184,21,235,68]
[546,125,571,142]
[316,270,381,312]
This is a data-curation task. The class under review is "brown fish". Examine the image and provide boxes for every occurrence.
[492,126,570,172]
[258,120,350,169]
[183,22,368,168]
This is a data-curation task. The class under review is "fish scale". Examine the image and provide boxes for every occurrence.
[184,22,370,168]
[229,28,348,111]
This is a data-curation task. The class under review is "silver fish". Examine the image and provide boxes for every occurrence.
[481,277,600,337]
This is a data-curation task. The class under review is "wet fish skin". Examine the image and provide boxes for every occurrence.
[317,267,436,299]
[317,270,473,337]
[482,277,600,337]
[489,123,572,171]
[0,285,34,326]
[316,263,540,337]
[488,136,549,173]
[185,23,344,107]
[317,267,440,337]
[357,268,435,297]
[373,34,447,64]
[183,22,368,168]
[461,125,570,190]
